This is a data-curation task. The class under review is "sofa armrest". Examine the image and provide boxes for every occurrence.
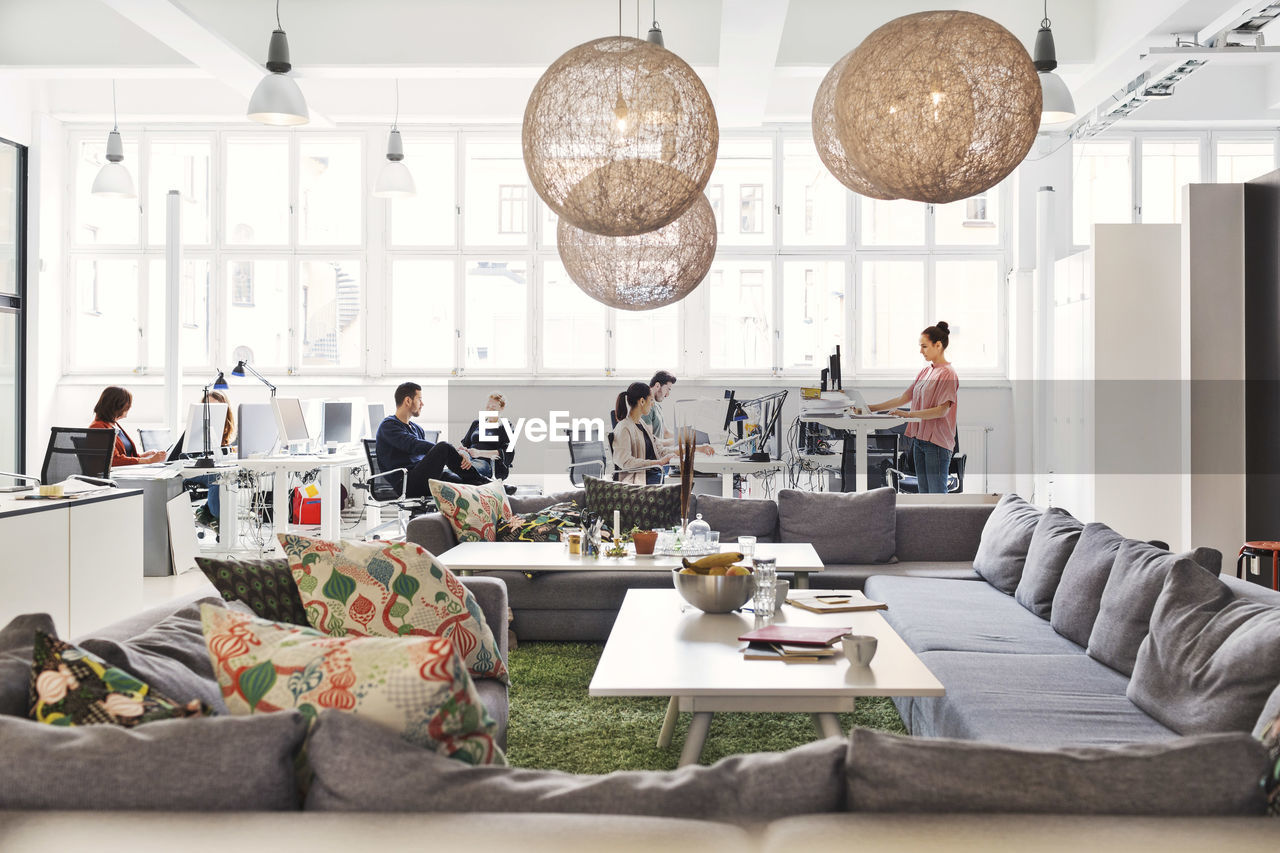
[460,576,509,663]
[406,512,457,557]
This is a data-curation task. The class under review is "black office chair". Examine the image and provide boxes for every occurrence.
[838,430,899,492]
[43,428,116,484]
[886,434,967,494]
[423,429,440,444]
[357,439,432,540]
[567,440,606,486]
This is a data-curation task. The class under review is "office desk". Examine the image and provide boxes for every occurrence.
[111,468,186,577]
[0,489,143,637]
[689,453,785,498]
[235,454,362,543]
[799,414,904,493]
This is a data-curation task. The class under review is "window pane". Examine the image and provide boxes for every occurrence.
[145,259,210,369]
[1142,140,1200,224]
[299,138,362,245]
[860,260,924,370]
[389,138,456,247]
[389,260,455,370]
[465,259,528,369]
[226,138,289,245]
[300,260,363,369]
[0,143,16,295]
[711,139,773,246]
[860,198,925,245]
[935,259,1000,370]
[147,139,211,245]
[226,260,289,369]
[708,261,773,370]
[782,138,847,245]
[935,191,1001,246]
[707,185,724,234]
[1073,140,1131,244]
[616,302,679,372]
[538,201,559,249]
[73,258,138,370]
[464,139,529,247]
[781,261,845,371]
[541,261,606,371]
[1216,139,1274,183]
[75,138,140,245]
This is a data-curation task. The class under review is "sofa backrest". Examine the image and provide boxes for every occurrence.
[690,493,778,543]
[509,489,586,514]
[895,503,995,562]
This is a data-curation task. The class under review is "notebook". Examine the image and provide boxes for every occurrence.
[737,625,850,647]
[786,590,887,614]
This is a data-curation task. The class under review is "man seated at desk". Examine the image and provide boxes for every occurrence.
[376,381,490,498]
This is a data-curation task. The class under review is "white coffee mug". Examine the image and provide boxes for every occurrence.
[841,634,878,666]
[773,579,790,613]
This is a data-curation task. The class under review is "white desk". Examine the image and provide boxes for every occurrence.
[688,453,786,498]
[799,413,903,493]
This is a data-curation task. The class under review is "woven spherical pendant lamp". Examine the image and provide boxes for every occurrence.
[523,36,718,237]
[557,193,716,310]
[812,50,895,200]
[834,11,1041,205]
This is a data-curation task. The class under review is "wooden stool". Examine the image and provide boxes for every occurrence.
[1236,541,1280,590]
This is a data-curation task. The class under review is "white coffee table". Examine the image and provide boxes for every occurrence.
[440,541,826,588]
[589,588,944,766]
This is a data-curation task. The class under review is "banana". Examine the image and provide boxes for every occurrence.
[690,552,744,570]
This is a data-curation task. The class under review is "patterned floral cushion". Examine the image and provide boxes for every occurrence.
[428,479,512,543]
[29,631,207,727]
[277,534,507,684]
[200,605,504,766]
[1262,710,1280,816]
[583,476,681,533]
[497,500,585,543]
[195,555,310,625]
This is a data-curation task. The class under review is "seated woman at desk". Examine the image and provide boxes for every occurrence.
[613,382,712,485]
[191,389,236,530]
[89,386,166,466]
[460,391,514,480]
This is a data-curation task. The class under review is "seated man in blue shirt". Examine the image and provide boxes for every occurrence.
[376,381,489,498]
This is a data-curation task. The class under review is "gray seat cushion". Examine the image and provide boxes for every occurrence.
[306,710,848,817]
[1128,562,1280,735]
[1051,522,1124,647]
[862,576,1082,655]
[0,613,56,717]
[809,563,980,590]
[690,494,777,543]
[474,678,509,751]
[777,487,896,564]
[906,651,1179,747]
[1087,540,1210,676]
[971,494,1042,594]
[845,728,1267,816]
[1014,507,1083,619]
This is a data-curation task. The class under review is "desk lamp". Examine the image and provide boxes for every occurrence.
[192,371,230,470]
[231,360,277,397]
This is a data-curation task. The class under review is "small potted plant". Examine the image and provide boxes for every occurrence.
[633,528,658,555]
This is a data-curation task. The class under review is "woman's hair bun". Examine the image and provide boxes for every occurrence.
[935,321,949,332]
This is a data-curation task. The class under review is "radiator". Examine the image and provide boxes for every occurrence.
[958,425,991,493]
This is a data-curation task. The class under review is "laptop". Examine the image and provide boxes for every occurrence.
[848,389,899,418]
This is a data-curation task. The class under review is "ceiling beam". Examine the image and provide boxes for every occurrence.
[96,0,331,126]
[715,0,790,127]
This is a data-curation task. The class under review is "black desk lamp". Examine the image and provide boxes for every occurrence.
[231,360,277,397]
[192,371,230,469]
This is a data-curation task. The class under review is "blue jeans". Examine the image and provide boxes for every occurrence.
[188,473,220,517]
[469,458,494,479]
[912,438,954,494]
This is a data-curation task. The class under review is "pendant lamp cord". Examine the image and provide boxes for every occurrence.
[653,0,657,25]
[111,79,118,132]
[393,79,400,131]
[1042,0,1050,28]
[276,0,282,30]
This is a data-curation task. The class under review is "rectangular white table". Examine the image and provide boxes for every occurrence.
[589,588,944,766]
[439,541,825,588]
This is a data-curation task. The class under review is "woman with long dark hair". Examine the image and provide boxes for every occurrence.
[612,382,712,485]
[89,386,166,467]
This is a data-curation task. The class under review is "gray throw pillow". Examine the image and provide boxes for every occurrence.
[1128,562,1280,735]
[1050,522,1124,647]
[0,711,308,810]
[1087,540,1210,676]
[0,613,56,716]
[776,487,896,564]
[971,494,1043,594]
[690,494,778,543]
[306,710,847,816]
[1014,507,1083,619]
[845,728,1266,816]
[77,602,228,715]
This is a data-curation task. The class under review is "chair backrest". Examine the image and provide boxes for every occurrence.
[423,429,440,444]
[567,439,606,487]
[362,438,402,502]
[42,427,115,484]
[137,428,172,453]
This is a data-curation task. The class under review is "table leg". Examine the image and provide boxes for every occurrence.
[321,465,340,541]
[721,473,732,499]
[657,696,679,748]
[678,711,713,767]
[218,481,238,551]
[794,571,810,590]
[272,474,288,541]
[855,425,869,494]
[813,711,844,740]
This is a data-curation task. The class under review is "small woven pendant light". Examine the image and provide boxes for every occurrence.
[557,193,716,310]
[811,50,895,200]
[834,11,1041,205]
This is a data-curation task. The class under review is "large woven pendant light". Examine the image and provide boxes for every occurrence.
[523,33,718,237]
[811,50,894,200]
[557,193,716,310]
[834,11,1041,205]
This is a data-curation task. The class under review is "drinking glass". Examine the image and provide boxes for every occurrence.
[738,535,757,559]
[708,531,720,548]
[752,556,777,613]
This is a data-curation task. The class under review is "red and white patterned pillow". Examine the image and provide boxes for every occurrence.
[200,604,504,766]
[278,534,507,684]
[428,479,512,543]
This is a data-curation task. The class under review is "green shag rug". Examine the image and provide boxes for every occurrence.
[505,642,908,773]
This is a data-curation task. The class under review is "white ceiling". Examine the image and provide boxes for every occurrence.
[2,0,1279,128]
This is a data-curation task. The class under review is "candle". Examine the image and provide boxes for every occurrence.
[613,510,621,539]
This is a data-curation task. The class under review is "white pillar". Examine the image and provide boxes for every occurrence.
[165,190,181,437]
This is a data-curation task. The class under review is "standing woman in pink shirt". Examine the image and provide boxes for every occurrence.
[867,322,959,493]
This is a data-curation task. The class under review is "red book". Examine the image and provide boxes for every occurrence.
[737,625,850,647]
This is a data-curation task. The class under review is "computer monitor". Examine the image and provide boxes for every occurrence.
[272,397,311,449]
[366,403,385,439]
[322,401,354,445]
[238,403,278,459]
[722,390,748,436]
[752,390,788,462]
[184,402,229,460]
[829,345,842,392]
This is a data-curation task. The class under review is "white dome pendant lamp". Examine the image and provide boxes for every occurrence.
[247,0,309,126]
[91,81,135,198]
[374,80,416,198]
[1035,0,1075,126]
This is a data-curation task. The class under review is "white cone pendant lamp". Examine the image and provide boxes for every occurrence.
[247,0,308,126]
[1034,2,1075,126]
[374,81,416,198]
[92,81,135,199]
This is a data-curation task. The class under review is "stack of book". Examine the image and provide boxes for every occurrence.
[738,625,850,664]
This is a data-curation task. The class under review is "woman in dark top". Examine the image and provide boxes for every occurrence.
[461,392,514,480]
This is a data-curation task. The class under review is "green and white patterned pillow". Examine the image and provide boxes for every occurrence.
[497,500,585,542]
[428,479,512,543]
[583,476,681,533]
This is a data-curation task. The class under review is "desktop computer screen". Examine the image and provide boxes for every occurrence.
[184,402,229,459]
[367,403,386,438]
[238,403,279,459]
[272,397,311,447]
[322,401,353,445]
